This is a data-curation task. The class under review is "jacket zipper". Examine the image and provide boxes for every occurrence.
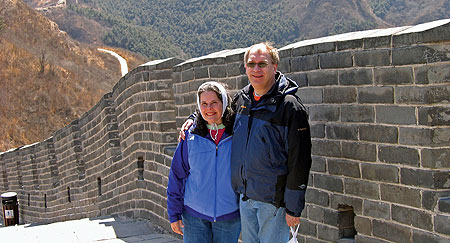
[214,144,218,222]
[202,134,231,223]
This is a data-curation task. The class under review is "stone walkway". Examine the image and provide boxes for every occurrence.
[0,215,182,243]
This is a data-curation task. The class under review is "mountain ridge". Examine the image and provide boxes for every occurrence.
[26,0,450,59]
[0,0,147,151]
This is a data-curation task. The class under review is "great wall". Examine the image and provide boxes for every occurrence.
[1,18,449,242]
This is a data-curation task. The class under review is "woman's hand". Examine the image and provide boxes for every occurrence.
[171,220,184,235]
[178,119,194,141]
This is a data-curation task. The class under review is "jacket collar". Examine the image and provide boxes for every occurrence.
[242,71,299,102]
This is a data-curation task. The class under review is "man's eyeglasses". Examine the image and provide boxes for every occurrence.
[246,62,270,68]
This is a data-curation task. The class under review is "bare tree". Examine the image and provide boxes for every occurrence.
[0,17,5,34]
[39,49,47,74]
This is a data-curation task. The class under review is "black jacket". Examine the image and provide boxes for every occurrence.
[230,71,312,216]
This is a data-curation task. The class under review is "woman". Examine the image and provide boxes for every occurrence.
[166,82,240,243]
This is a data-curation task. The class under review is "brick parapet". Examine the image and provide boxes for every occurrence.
[0,19,449,242]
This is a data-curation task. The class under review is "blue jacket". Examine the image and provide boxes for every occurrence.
[231,71,312,217]
[167,128,239,223]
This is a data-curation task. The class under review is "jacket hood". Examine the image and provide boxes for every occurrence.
[275,71,299,95]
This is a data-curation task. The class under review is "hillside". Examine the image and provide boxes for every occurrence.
[0,0,148,151]
[27,0,450,59]
[2,0,449,151]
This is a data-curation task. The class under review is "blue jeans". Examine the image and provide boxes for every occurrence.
[240,194,289,243]
[182,212,241,243]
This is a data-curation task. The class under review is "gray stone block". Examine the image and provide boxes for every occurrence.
[372,219,411,243]
[354,216,372,236]
[337,39,363,50]
[311,156,326,172]
[421,45,450,64]
[305,188,330,207]
[354,49,390,67]
[288,73,308,87]
[150,69,173,80]
[202,57,224,66]
[418,106,450,126]
[396,85,450,104]
[226,62,245,76]
[434,172,450,190]
[435,214,450,235]
[226,52,244,63]
[314,42,336,54]
[181,69,194,82]
[341,105,374,123]
[278,58,290,73]
[308,70,339,86]
[209,65,227,78]
[363,200,390,220]
[292,45,315,56]
[155,57,183,70]
[297,88,323,104]
[323,87,356,103]
[412,230,449,243]
[375,67,414,85]
[421,148,450,169]
[279,48,292,59]
[324,207,344,227]
[314,174,344,193]
[399,127,433,146]
[342,141,376,162]
[358,87,393,104]
[326,124,358,140]
[308,204,325,222]
[380,184,421,207]
[328,158,360,178]
[318,224,340,242]
[291,55,319,72]
[392,46,433,65]
[376,106,416,125]
[361,163,399,183]
[320,52,353,69]
[344,178,379,199]
[364,36,391,49]
[422,190,450,211]
[236,75,249,89]
[438,197,450,214]
[339,68,373,85]
[415,64,450,84]
[310,123,325,138]
[401,168,446,188]
[298,218,317,237]
[378,145,420,166]
[359,125,398,143]
[392,204,433,231]
[309,105,340,121]
[400,127,450,146]
[194,67,209,79]
[393,21,450,46]
[311,139,341,157]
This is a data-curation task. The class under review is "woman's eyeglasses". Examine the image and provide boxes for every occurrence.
[246,62,270,68]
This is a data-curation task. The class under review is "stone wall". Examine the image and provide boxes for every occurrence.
[1,19,449,242]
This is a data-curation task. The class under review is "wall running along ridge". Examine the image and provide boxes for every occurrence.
[1,19,449,242]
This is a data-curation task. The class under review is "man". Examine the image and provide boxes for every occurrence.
[181,42,312,242]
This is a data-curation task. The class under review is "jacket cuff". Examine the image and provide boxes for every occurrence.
[169,214,182,223]
[285,208,299,217]
[284,188,306,217]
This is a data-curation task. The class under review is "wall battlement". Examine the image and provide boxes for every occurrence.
[1,18,449,242]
